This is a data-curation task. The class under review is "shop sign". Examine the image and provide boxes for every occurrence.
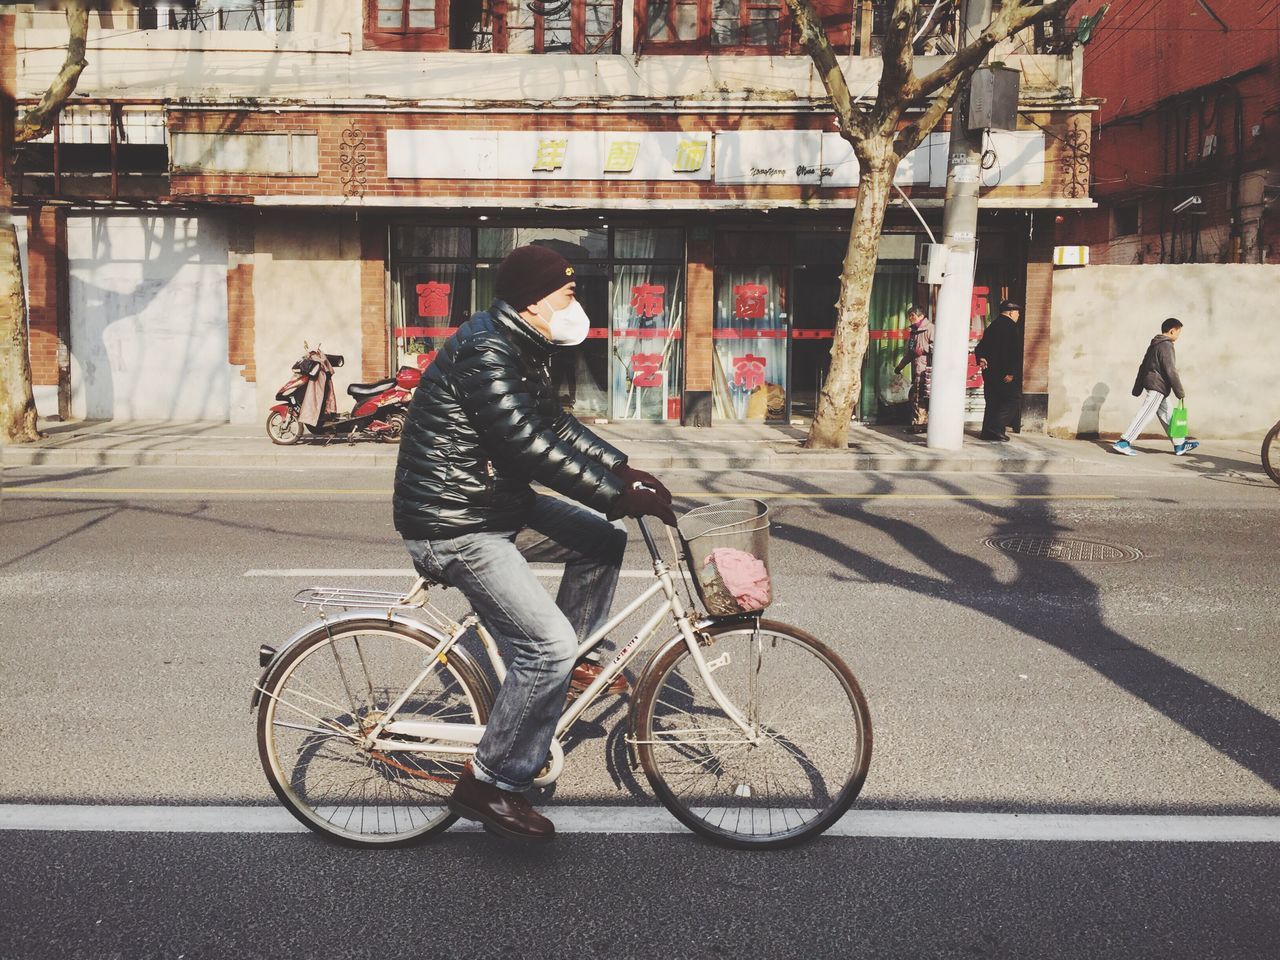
[388,131,713,181]
[716,131,1045,187]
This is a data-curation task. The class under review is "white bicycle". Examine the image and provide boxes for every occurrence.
[252,500,872,850]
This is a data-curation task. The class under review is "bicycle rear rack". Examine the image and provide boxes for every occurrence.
[292,577,433,614]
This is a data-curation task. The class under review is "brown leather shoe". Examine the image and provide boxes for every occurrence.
[569,657,630,698]
[448,768,555,842]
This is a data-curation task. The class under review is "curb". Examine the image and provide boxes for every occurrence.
[3,446,1099,475]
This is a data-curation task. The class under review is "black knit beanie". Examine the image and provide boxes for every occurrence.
[495,245,577,311]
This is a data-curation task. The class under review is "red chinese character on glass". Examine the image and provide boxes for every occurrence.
[970,286,990,328]
[630,284,666,319]
[631,352,664,388]
[732,354,767,391]
[733,284,769,320]
[416,281,452,319]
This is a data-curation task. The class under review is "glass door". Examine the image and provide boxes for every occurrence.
[712,266,789,422]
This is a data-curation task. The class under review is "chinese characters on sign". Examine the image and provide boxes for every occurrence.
[733,284,769,320]
[604,141,641,173]
[631,353,664,388]
[673,139,708,173]
[533,139,569,172]
[630,284,666,319]
[416,281,452,319]
[732,355,767,391]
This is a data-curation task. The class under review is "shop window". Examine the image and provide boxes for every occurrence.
[639,0,787,53]
[713,264,789,422]
[611,229,686,421]
[390,223,683,421]
[367,0,621,52]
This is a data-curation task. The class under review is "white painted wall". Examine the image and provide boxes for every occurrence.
[66,214,243,421]
[252,213,363,417]
[1048,264,1280,440]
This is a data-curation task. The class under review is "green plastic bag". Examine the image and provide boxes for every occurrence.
[1168,401,1189,441]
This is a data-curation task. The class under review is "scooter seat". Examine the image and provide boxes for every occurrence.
[347,378,395,398]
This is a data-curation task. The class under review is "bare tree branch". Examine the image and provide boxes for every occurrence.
[784,0,870,141]
[871,0,920,134]
[914,0,1076,101]
[894,76,964,156]
[15,1,91,144]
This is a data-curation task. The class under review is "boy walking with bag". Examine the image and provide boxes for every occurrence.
[1113,318,1199,457]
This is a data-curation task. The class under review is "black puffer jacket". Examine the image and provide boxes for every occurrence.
[393,301,628,540]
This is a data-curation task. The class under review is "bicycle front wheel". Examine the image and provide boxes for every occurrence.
[256,620,491,848]
[633,620,871,849]
[1263,420,1280,487]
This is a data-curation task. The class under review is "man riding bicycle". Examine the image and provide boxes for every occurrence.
[393,244,677,842]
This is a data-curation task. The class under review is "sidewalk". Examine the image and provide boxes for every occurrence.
[2,417,1245,477]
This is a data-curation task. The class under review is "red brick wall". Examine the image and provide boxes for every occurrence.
[1068,1,1279,262]
[227,214,256,382]
[167,110,1084,207]
[684,233,714,396]
[360,218,389,381]
[25,206,64,388]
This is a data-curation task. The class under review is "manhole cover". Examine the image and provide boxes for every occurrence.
[983,535,1143,563]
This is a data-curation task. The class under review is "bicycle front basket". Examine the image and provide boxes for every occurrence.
[676,499,772,617]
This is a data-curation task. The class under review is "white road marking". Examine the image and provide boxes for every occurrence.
[1,804,1277,843]
[243,568,688,580]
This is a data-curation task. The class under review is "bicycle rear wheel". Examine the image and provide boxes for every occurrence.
[1263,420,1280,487]
[256,620,491,847]
[632,620,871,849]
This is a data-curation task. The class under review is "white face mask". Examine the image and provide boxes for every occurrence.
[538,298,591,346]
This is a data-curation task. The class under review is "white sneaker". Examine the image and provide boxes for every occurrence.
[1112,440,1137,457]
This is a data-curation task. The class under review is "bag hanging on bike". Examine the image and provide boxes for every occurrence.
[1168,401,1189,441]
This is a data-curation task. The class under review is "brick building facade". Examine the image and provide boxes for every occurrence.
[10,1,1092,430]
[1063,0,1279,265]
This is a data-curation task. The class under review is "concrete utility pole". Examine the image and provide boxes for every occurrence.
[926,0,992,451]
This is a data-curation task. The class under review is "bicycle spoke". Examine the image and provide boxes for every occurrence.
[637,625,869,846]
[260,625,484,845]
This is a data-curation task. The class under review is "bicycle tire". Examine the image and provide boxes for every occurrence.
[256,618,492,848]
[632,619,871,850]
[1263,420,1280,487]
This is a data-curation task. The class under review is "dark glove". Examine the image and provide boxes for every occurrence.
[613,463,673,504]
[607,484,678,528]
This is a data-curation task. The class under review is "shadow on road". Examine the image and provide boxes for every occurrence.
[755,468,1280,794]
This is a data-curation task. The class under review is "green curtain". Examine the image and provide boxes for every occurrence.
[858,264,916,421]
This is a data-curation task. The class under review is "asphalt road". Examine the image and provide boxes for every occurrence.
[1,463,1277,958]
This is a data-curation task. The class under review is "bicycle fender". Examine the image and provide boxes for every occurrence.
[625,613,762,737]
[250,611,495,711]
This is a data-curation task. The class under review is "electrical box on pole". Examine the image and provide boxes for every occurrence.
[917,244,948,285]
[968,64,1020,132]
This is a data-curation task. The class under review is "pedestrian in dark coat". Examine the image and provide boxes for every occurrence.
[973,300,1024,442]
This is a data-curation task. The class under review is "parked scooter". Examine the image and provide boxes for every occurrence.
[266,345,422,445]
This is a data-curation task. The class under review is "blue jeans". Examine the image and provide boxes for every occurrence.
[403,495,627,792]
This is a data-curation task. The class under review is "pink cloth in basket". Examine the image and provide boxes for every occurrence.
[704,547,771,610]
